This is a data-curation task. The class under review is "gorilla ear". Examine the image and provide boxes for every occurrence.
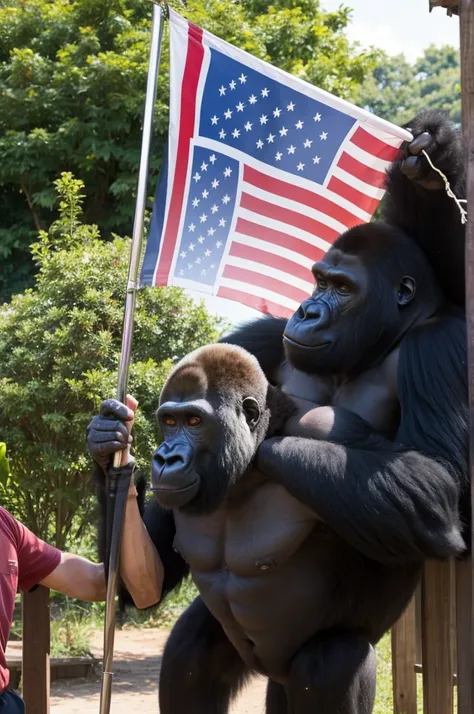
[242,397,261,429]
[397,276,416,306]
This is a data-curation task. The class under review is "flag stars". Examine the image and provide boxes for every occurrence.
[192,198,200,208]
[273,107,282,118]
[261,87,270,98]
[202,189,209,199]
[179,269,184,276]
[200,161,208,172]
[199,213,208,223]
[231,128,240,139]
[210,116,218,125]
[287,101,295,111]
[219,85,226,96]
[248,94,257,105]
[193,172,201,182]
[297,162,305,171]
[195,257,202,265]
[287,145,296,154]
[256,139,264,149]
[224,167,232,177]
[189,242,195,251]
[208,227,216,236]
[266,133,275,143]
[180,251,187,259]
[239,73,247,84]
[200,269,207,276]
[229,80,236,90]
[313,112,322,122]
[313,155,321,164]
[219,218,226,227]
[209,154,217,164]
[275,151,282,161]
[211,179,220,189]
[216,240,223,248]
[320,131,328,140]
[198,236,205,244]
[303,139,313,148]
[188,263,193,270]
[211,204,219,214]
[188,223,196,232]
[204,249,212,257]
[222,194,231,204]
[295,120,304,129]
[244,121,253,132]
[259,114,268,125]
[210,264,216,269]
[224,109,233,120]
[219,129,226,139]
[236,102,245,112]
[279,127,288,137]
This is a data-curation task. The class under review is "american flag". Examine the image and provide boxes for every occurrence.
[141,10,412,319]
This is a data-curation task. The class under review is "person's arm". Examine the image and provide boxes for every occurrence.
[40,553,105,601]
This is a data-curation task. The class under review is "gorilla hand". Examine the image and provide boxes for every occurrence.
[400,109,464,191]
[87,396,137,476]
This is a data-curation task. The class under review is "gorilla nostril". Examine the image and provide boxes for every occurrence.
[296,303,305,319]
[167,454,184,467]
[155,452,166,467]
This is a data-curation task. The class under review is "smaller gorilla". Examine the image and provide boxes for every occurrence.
[149,342,418,713]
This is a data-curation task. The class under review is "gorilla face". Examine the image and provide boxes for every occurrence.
[151,345,269,514]
[284,242,415,376]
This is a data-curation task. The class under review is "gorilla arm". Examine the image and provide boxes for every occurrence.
[383,109,465,307]
[257,314,468,565]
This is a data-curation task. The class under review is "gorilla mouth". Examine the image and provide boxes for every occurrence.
[283,334,330,350]
[150,480,198,494]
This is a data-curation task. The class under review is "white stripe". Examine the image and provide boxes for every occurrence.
[194,135,373,222]
[219,277,299,311]
[332,167,385,200]
[171,276,216,294]
[233,232,315,269]
[357,121,410,147]
[242,180,347,234]
[322,121,358,192]
[239,207,332,253]
[226,255,313,294]
[345,141,391,174]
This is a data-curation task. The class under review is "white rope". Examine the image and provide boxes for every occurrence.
[421,149,468,224]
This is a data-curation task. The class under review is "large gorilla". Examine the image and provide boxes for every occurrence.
[88,109,469,714]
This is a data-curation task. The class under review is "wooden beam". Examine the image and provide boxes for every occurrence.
[391,597,417,714]
[429,0,460,14]
[22,587,50,714]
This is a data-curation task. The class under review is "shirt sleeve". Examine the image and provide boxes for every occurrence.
[13,517,62,593]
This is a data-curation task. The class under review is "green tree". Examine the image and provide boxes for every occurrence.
[0,0,376,300]
[0,173,222,547]
[358,44,460,127]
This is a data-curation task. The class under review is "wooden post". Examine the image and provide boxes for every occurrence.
[459,1,474,712]
[22,586,50,714]
[391,597,417,714]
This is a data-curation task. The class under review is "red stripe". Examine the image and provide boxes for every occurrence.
[229,241,313,284]
[155,25,204,285]
[240,192,338,244]
[350,127,402,162]
[217,286,295,320]
[243,165,361,229]
[236,217,326,263]
[223,265,308,304]
[337,152,386,188]
[327,177,380,216]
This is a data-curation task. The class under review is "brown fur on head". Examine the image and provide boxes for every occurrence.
[160,343,296,444]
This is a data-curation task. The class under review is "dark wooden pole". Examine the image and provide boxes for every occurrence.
[22,587,50,714]
[459,1,474,712]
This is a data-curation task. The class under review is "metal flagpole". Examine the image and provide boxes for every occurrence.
[99,4,165,713]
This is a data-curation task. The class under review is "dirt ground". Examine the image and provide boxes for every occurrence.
[49,628,267,713]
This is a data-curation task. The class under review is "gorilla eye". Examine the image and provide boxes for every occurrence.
[316,278,328,291]
[187,416,202,427]
[163,415,177,426]
[337,284,350,295]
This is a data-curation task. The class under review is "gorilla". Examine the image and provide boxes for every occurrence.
[88,109,469,714]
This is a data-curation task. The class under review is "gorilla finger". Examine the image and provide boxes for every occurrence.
[99,399,134,421]
[91,419,130,439]
[89,430,129,445]
[408,131,434,156]
[89,440,127,455]
[401,155,425,181]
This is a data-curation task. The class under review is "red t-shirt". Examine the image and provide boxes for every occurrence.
[0,507,61,691]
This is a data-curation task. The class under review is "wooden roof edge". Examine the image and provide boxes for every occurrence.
[429,0,460,16]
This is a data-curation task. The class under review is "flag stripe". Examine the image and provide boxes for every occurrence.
[229,240,313,283]
[235,218,326,264]
[217,285,295,319]
[351,127,402,162]
[234,231,316,269]
[337,152,386,188]
[327,176,380,216]
[243,164,362,229]
[223,264,308,303]
[344,141,391,173]
[155,26,205,285]
[240,192,339,244]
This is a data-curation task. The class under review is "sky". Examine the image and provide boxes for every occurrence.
[184,1,460,330]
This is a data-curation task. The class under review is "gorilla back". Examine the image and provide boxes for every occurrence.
[152,343,420,683]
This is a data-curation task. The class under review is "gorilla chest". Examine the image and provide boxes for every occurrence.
[173,476,317,575]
